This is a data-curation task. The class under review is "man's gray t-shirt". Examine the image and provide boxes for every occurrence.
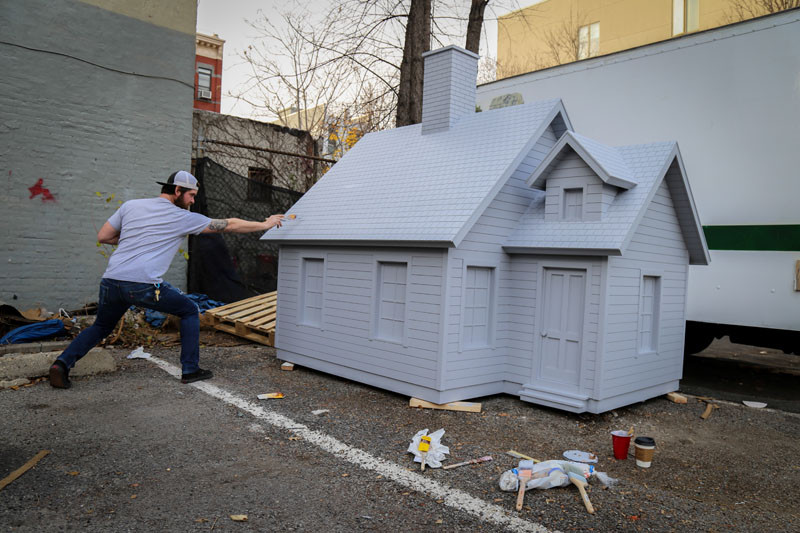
[103,198,211,283]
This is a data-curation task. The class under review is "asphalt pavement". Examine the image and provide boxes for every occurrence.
[1,341,798,532]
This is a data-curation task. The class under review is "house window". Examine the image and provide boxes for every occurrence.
[301,258,324,327]
[197,66,212,99]
[562,188,583,220]
[463,266,493,348]
[673,0,699,36]
[375,262,407,342]
[638,275,661,353]
[247,167,273,202]
[578,22,600,60]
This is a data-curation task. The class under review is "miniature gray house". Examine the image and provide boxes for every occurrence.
[262,45,709,413]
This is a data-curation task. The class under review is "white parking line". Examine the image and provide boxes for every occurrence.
[150,356,555,533]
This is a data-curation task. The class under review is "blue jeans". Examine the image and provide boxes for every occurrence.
[58,278,201,374]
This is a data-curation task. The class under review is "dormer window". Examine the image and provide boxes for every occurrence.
[562,187,583,220]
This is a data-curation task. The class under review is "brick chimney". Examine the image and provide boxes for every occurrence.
[421,45,479,135]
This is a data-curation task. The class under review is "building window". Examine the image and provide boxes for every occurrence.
[197,66,212,99]
[673,0,699,36]
[301,258,324,327]
[638,275,661,353]
[375,262,407,342]
[578,22,600,60]
[562,188,583,220]
[247,167,273,202]
[463,266,493,349]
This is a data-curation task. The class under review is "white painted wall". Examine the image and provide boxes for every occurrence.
[478,10,800,331]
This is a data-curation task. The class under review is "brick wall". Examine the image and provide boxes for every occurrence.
[0,0,197,310]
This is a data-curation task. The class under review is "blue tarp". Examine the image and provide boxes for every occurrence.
[0,319,66,345]
[143,293,225,328]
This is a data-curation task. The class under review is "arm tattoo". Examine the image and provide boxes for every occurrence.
[208,219,229,232]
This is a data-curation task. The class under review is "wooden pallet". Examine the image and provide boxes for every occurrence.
[204,292,277,346]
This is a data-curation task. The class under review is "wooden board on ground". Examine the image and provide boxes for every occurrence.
[409,398,482,413]
[666,392,688,404]
[204,292,277,346]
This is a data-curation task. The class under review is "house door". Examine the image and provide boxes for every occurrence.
[537,268,586,386]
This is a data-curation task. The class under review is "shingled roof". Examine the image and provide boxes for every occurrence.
[262,98,569,247]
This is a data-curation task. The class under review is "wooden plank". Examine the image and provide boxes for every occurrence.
[700,403,719,419]
[666,392,688,404]
[224,298,277,319]
[409,398,482,413]
[0,450,50,491]
[215,300,271,319]
[207,293,271,312]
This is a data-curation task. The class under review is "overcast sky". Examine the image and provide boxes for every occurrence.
[196,0,509,120]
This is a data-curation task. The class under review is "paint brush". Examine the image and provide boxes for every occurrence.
[506,450,540,463]
[418,435,431,472]
[516,460,533,511]
[442,455,492,470]
[568,471,595,514]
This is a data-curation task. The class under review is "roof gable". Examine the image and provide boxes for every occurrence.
[527,131,637,190]
[505,139,710,265]
[622,145,710,265]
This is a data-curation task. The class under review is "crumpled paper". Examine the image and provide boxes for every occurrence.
[127,346,152,359]
[407,428,450,469]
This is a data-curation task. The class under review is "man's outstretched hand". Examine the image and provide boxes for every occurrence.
[264,214,285,230]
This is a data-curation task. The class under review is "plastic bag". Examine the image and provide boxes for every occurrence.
[498,460,617,491]
[407,428,450,469]
[127,346,152,359]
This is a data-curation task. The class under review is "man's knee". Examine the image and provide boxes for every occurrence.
[174,298,200,319]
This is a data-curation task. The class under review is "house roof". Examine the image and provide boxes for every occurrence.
[261,98,568,247]
[527,131,636,190]
[504,139,710,265]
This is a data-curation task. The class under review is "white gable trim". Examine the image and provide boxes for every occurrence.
[618,144,710,265]
[451,100,573,248]
[526,132,637,191]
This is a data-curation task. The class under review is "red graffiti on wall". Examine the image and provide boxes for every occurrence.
[28,178,56,202]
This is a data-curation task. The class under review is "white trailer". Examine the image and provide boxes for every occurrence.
[477,9,800,353]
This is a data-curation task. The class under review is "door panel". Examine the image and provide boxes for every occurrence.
[538,268,586,386]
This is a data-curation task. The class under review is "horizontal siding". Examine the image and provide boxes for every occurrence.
[276,246,445,388]
[446,127,558,390]
[602,179,689,397]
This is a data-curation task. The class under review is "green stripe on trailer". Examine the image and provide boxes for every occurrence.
[703,225,800,251]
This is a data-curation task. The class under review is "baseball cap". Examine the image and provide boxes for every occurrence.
[157,170,199,190]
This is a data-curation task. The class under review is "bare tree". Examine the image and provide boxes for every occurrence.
[396,0,431,126]
[541,6,586,67]
[724,0,800,22]
[237,1,527,142]
[465,0,491,54]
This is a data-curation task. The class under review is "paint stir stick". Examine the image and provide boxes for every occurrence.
[516,460,533,511]
[443,455,492,470]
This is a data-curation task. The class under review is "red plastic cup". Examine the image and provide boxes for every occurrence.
[611,430,632,460]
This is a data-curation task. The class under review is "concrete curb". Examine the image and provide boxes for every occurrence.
[0,347,116,381]
[0,340,72,356]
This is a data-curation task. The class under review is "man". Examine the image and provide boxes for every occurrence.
[49,170,284,388]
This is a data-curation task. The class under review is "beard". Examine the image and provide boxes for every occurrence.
[175,192,191,210]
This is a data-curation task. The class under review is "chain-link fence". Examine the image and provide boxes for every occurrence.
[188,157,303,302]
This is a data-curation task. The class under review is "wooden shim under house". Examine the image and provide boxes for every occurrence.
[204,292,277,346]
[409,398,482,413]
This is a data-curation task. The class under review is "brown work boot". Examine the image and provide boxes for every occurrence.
[49,360,71,389]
